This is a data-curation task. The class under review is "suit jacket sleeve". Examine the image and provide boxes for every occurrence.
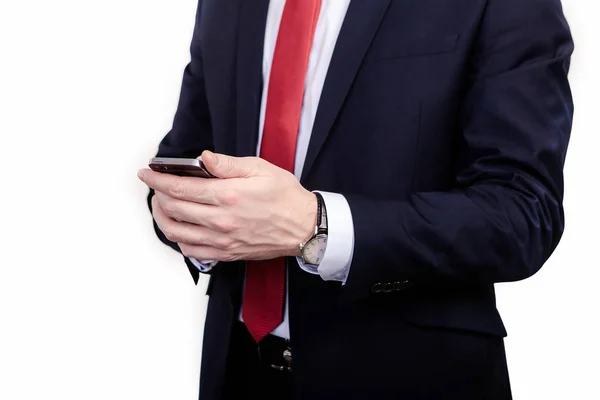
[147,0,212,285]
[343,0,574,299]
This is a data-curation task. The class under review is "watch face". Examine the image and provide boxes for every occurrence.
[303,234,328,265]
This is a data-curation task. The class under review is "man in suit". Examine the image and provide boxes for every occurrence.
[138,0,574,398]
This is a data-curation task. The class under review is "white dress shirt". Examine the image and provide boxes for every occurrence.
[191,0,354,339]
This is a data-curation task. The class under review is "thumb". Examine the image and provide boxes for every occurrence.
[200,150,255,178]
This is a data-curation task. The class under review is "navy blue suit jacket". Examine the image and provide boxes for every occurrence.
[149,0,573,398]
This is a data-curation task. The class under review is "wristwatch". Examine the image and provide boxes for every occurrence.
[299,192,328,266]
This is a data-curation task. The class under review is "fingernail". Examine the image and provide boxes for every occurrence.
[137,170,145,180]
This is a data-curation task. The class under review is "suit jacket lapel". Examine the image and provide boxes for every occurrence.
[235,0,270,158]
[301,0,392,182]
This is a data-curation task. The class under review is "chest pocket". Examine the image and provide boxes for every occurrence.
[366,33,459,63]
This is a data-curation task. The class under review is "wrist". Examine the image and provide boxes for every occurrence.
[298,192,328,265]
[291,191,318,257]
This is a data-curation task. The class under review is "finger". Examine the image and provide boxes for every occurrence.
[179,243,228,262]
[152,195,182,237]
[154,191,237,232]
[201,151,264,179]
[138,168,219,205]
[152,195,175,237]
[153,199,231,247]
[154,191,216,225]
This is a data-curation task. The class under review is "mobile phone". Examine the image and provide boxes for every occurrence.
[149,157,217,178]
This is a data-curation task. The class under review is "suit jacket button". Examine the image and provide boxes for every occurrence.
[383,282,394,293]
[393,280,412,292]
[371,283,384,293]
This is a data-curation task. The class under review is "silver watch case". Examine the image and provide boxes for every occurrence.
[300,233,328,265]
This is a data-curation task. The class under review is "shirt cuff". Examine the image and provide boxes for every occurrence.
[189,258,218,272]
[296,191,355,284]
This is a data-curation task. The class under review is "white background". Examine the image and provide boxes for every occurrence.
[0,1,598,399]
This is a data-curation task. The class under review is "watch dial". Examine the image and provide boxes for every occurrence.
[303,235,328,265]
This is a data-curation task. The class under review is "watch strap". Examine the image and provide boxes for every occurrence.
[314,192,327,234]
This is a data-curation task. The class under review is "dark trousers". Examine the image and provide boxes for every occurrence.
[222,323,293,400]
[220,321,511,400]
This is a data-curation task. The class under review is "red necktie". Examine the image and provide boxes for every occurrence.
[242,0,322,343]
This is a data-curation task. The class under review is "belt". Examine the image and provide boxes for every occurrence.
[235,322,293,372]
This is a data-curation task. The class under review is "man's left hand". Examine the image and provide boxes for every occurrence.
[138,151,317,262]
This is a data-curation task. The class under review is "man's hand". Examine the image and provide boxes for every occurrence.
[138,151,317,262]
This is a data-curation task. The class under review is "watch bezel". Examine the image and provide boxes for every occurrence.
[301,233,328,265]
